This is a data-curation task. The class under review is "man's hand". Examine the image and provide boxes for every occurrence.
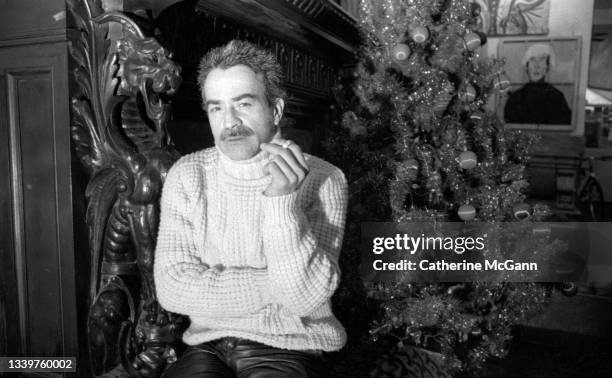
[261,139,309,197]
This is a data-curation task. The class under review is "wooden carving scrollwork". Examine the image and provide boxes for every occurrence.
[67,1,184,376]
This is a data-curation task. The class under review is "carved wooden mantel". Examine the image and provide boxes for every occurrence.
[193,0,358,56]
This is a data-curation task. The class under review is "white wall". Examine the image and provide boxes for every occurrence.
[486,0,594,136]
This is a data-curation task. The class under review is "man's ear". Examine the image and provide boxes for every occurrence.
[273,98,285,126]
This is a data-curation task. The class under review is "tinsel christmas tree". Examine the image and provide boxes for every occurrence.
[327,0,565,375]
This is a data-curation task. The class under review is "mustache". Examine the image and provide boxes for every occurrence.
[221,125,254,140]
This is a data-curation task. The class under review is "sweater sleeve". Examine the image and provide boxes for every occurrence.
[154,162,269,318]
[261,167,348,316]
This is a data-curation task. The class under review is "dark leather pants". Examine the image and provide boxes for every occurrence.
[161,337,329,378]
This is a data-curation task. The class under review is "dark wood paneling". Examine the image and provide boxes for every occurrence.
[0,42,78,363]
[0,291,5,356]
[8,69,64,356]
[0,0,66,45]
[194,0,358,58]
[0,59,19,359]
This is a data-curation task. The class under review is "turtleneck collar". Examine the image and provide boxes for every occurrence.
[215,145,270,181]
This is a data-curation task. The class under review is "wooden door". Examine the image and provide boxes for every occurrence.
[0,41,79,365]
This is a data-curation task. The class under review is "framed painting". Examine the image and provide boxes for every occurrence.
[470,0,550,36]
[497,36,581,131]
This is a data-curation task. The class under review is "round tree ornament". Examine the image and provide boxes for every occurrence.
[458,204,476,221]
[464,32,481,51]
[494,73,511,92]
[458,151,478,169]
[406,158,419,170]
[410,25,430,43]
[391,43,411,62]
[513,203,531,220]
[459,84,477,102]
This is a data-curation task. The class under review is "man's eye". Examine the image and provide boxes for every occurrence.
[208,106,221,113]
[238,102,252,108]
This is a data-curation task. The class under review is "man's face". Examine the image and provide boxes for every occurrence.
[526,55,549,82]
[203,65,283,161]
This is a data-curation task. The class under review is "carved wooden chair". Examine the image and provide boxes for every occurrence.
[68,1,185,376]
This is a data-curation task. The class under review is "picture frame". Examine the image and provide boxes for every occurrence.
[497,36,582,131]
[471,0,550,36]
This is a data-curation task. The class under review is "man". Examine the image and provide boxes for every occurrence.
[154,40,348,377]
[504,43,572,125]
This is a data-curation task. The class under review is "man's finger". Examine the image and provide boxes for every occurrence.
[268,139,308,170]
[261,142,302,173]
[271,155,298,185]
[261,142,285,156]
[286,143,308,171]
[264,161,289,186]
[276,148,307,179]
[266,139,309,171]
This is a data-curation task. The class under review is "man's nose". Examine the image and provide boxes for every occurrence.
[224,106,241,128]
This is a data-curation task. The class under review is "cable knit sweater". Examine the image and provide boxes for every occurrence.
[154,146,348,351]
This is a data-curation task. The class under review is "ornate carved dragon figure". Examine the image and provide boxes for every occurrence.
[67,1,184,376]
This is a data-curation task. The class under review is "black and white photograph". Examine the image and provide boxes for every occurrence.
[1,1,612,377]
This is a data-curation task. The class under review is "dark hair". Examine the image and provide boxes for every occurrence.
[197,40,286,105]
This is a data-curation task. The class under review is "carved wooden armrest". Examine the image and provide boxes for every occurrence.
[68,1,184,376]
